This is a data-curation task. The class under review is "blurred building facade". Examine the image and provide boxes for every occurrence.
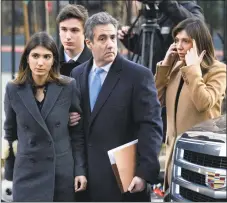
[1,0,226,75]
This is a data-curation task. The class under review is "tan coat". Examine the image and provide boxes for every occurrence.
[155,60,226,190]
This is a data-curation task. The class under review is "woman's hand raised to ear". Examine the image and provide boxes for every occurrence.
[162,43,178,66]
[185,39,206,67]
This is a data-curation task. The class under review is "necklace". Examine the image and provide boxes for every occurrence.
[32,83,48,95]
[34,84,46,89]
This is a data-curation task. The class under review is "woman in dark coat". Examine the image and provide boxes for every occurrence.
[3,32,87,202]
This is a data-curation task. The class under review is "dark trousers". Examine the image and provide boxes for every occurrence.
[75,186,150,202]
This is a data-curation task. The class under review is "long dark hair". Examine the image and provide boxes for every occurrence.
[172,18,216,73]
[14,32,67,85]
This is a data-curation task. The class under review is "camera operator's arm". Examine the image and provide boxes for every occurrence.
[118,26,140,54]
[158,0,204,24]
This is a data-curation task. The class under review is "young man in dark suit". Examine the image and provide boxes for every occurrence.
[56,4,92,76]
[70,12,163,202]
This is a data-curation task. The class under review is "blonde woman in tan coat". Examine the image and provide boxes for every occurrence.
[155,18,226,191]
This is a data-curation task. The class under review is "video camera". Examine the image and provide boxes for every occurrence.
[137,0,159,21]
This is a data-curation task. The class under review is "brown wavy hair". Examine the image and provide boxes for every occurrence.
[172,18,216,74]
[14,32,68,85]
[56,4,88,28]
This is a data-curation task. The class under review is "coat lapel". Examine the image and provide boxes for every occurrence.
[89,54,122,128]
[169,60,185,77]
[17,83,51,135]
[41,82,63,120]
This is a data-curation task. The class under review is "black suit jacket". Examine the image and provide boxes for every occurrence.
[59,43,92,76]
[71,54,163,202]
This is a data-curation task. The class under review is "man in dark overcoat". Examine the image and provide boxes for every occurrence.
[71,12,163,202]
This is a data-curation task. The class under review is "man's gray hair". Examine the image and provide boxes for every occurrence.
[85,12,118,41]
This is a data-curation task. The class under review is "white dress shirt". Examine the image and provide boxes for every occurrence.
[64,50,83,63]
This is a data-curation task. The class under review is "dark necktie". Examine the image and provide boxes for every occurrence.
[68,59,75,63]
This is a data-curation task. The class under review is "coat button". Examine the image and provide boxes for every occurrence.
[47,156,54,161]
[48,141,52,146]
[30,158,36,163]
[55,122,60,127]
[88,143,92,147]
[24,125,28,129]
[30,140,36,147]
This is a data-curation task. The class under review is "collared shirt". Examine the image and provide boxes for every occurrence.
[64,50,83,63]
[89,61,113,86]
